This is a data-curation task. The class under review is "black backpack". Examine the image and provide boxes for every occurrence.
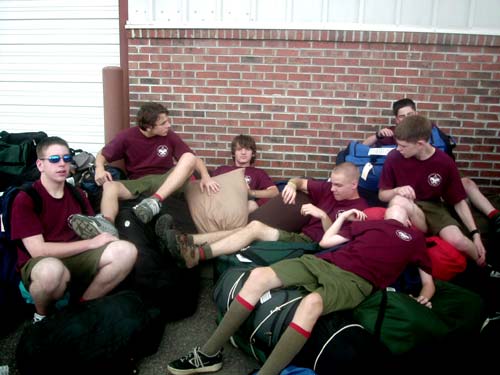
[16,290,164,375]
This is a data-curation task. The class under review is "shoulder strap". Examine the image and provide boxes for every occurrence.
[19,183,43,215]
[19,182,88,216]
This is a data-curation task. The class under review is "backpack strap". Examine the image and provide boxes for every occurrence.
[19,182,88,216]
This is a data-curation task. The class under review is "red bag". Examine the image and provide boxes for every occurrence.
[425,236,467,281]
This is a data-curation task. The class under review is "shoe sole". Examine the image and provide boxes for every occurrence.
[166,362,222,375]
[69,216,104,239]
[162,229,187,268]
[155,213,174,237]
[133,205,153,224]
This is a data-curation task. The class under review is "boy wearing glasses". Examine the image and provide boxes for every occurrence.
[68,102,219,239]
[10,136,138,323]
[364,98,500,240]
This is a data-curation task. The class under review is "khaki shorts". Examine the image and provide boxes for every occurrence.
[271,254,373,314]
[120,169,188,198]
[416,200,464,235]
[277,230,313,243]
[21,245,106,291]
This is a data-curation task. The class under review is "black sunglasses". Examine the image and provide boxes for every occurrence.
[39,154,73,164]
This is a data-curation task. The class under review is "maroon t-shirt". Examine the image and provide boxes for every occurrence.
[318,219,431,289]
[213,165,275,206]
[301,179,368,242]
[102,127,193,179]
[379,148,466,205]
[10,180,94,269]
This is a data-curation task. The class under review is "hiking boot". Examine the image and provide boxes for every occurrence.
[68,214,118,239]
[155,213,174,236]
[161,229,199,269]
[133,197,161,223]
[167,347,222,375]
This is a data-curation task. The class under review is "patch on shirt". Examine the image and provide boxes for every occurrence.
[427,173,442,187]
[396,229,412,241]
[157,145,169,157]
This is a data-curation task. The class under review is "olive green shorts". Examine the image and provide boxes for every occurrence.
[277,230,313,243]
[20,245,107,290]
[120,169,187,198]
[271,254,373,314]
[416,200,464,235]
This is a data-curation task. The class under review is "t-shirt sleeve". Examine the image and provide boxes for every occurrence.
[169,131,193,160]
[101,131,128,162]
[306,179,330,202]
[255,169,275,189]
[378,150,398,190]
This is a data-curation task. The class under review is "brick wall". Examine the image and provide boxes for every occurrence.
[127,29,500,194]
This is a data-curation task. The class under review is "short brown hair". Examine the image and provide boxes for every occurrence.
[394,115,432,143]
[231,134,257,164]
[136,102,169,130]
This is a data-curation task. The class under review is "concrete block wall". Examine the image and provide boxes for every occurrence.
[127,29,500,194]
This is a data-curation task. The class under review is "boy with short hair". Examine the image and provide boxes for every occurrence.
[378,114,487,266]
[365,98,500,235]
[167,204,434,375]
[68,102,219,239]
[10,136,137,323]
[213,134,279,213]
[160,162,369,269]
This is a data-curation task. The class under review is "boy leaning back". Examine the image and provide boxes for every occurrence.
[68,102,219,239]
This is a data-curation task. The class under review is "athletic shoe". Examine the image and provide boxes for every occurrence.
[160,229,199,269]
[32,312,46,324]
[68,213,118,239]
[167,347,222,375]
[133,197,161,223]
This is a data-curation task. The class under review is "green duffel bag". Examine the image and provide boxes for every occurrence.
[213,240,319,283]
[352,280,483,355]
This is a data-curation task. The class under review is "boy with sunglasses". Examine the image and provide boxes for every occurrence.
[10,136,138,323]
[68,102,219,239]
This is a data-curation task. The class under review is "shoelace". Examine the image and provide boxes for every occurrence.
[187,348,204,368]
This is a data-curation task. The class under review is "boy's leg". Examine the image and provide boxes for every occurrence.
[81,240,137,300]
[26,258,70,316]
[167,267,282,374]
[100,180,135,222]
[259,292,323,375]
[133,152,196,223]
[440,225,483,265]
[163,221,280,268]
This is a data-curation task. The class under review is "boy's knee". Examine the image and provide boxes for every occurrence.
[301,292,324,317]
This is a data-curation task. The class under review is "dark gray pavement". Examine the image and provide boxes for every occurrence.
[0,263,259,375]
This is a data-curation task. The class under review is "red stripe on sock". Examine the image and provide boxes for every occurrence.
[290,322,311,338]
[199,247,206,261]
[488,209,500,219]
[235,294,254,311]
[153,193,163,201]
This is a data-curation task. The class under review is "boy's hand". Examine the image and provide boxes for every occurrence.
[200,177,220,195]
